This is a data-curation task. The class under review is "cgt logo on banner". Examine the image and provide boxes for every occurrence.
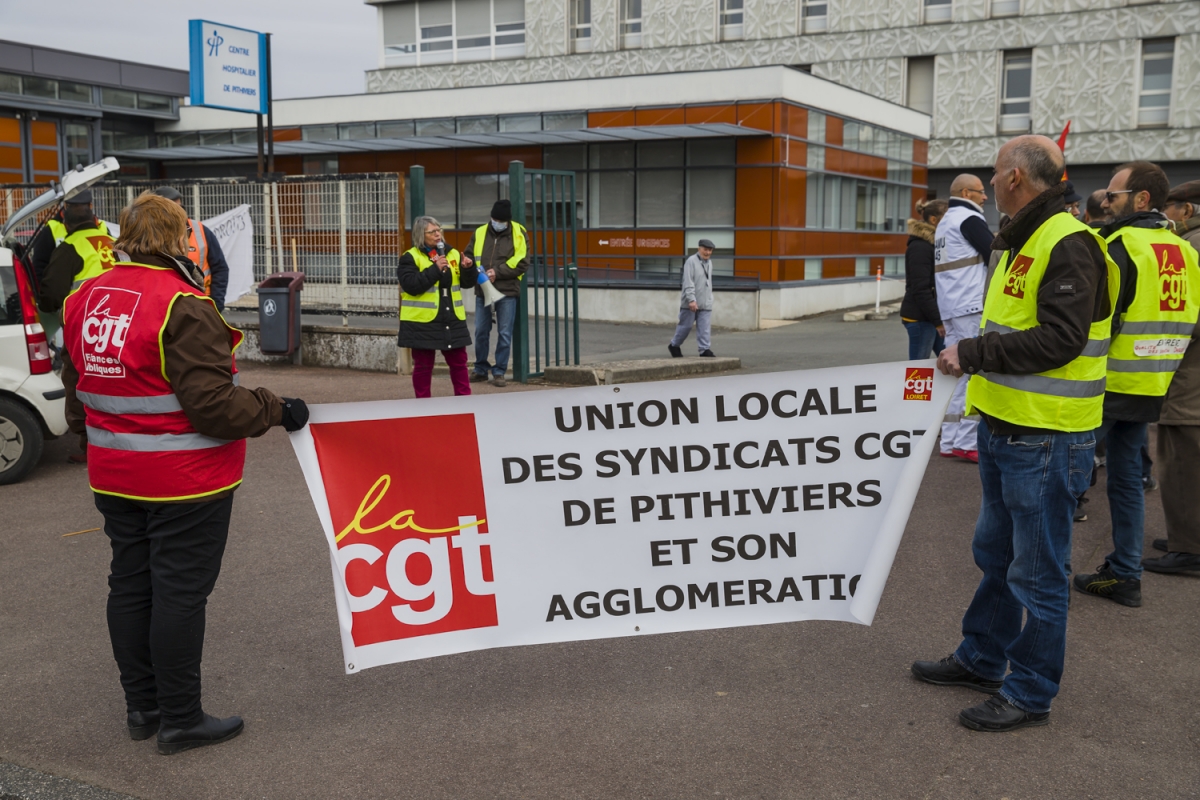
[81,287,140,378]
[291,361,953,672]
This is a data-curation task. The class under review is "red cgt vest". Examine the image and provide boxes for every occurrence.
[63,261,246,501]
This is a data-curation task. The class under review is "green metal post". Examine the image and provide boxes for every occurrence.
[509,161,528,383]
[409,165,425,226]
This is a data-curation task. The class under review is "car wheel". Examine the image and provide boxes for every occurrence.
[0,397,44,485]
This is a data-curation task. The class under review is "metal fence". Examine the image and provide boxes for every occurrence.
[1,174,406,315]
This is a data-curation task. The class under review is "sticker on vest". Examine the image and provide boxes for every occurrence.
[1132,337,1190,357]
[81,287,141,378]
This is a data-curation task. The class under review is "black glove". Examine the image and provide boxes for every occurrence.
[280,397,309,432]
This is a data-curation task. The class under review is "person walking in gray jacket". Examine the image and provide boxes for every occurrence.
[668,239,716,358]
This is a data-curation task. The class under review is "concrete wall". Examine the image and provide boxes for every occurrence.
[759,278,906,322]
[237,324,399,373]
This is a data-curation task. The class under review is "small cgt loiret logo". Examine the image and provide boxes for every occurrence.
[1003,255,1035,299]
[903,368,934,401]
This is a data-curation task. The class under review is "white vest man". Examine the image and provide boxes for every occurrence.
[933,174,994,461]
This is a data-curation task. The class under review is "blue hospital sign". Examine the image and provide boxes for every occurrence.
[188,20,268,114]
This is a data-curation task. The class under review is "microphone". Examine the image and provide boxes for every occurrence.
[436,241,446,257]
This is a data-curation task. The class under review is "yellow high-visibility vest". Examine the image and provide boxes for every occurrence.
[966,212,1119,432]
[48,218,108,247]
[1105,224,1200,396]
[63,226,117,289]
[472,221,527,276]
[399,246,465,323]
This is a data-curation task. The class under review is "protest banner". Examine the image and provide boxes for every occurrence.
[201,203,254,306]
[290,361,953,673]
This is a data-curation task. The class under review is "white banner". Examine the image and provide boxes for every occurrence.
[202,204,254,306]
[290,361,953,673]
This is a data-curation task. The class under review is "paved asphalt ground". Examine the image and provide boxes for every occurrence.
[3,314,1198,799]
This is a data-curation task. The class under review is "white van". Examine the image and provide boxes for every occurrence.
[0,159,119,484]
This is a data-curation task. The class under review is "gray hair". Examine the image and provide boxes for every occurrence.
[411,215,440,247]
[1010,139,1064,192]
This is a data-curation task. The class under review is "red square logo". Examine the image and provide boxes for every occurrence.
[904,368,934,401]
[310,414,497,647]
[81,286,141,378]
[1003,255,1035,299]
[1153,242,1187,312]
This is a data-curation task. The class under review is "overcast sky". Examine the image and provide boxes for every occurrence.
[0,0,379,99]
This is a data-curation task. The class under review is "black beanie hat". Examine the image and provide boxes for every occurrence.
[490,199,512,222]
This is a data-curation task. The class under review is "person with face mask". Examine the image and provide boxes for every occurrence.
[465,200,527,387]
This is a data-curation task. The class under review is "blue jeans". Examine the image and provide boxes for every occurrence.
[1097,419,1149,580]
[474,295,517,377]
[903,320,939,360]
[954,419,1094,713]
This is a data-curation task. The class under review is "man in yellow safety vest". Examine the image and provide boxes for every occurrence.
[465,200,527,388]
[1073,161,1200,606]
[911,135,1117,733]
[37,190,115,329]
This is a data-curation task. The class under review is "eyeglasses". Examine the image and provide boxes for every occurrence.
[1105,190,1133,203]
[966,187,987,196]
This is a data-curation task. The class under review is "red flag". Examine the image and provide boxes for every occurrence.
[1057,121,1071,180]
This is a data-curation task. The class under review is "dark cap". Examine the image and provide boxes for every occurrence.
[153,186,183,202]
[697,238,715,249]
[1062,181,1083,205]
[1168,180,1200,205]
[65,189,92,205]
[490,199,512,222]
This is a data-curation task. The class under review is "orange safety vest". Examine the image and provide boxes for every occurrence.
[62,260,245,501]
[186,219,212,296]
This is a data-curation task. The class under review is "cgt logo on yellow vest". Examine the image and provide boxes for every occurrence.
[87,234,116,269]
[1003,255,1035,299]
[903,368,934,401]
[81,288,141,378]
[1153,242,1188,312]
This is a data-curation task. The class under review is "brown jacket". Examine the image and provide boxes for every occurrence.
[63,253,283,500]
[464,224,528,298]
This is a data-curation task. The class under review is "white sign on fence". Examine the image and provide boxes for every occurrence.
[290,362,953,673]
[201,203,254,306]
[188,20,267,114]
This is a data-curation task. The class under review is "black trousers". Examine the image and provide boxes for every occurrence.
[95,492,233,728]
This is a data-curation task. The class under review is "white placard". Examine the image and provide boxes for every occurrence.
[201,204,254,306]
[289,362,953,673]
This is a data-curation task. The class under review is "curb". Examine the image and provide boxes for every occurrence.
[843,303,902,322]
[544,357,741,386]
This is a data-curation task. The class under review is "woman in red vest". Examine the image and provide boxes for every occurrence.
[61,193,309,755]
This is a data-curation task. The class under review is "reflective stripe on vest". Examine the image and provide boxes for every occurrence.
[399,246,465,323]
[76,391,182,414]
[187,219,211,296]
[966,212,1119,432]
[934,202,988,319]
[472,222,528,275]
[1104,224,1200,397]
[86,426,231,451]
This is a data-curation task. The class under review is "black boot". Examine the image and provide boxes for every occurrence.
[959,695,1049,732]
[127,710,160,741]
[157,713,244,755]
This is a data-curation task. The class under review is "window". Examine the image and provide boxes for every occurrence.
[804,259,822,279]
[500,113,541,132]
[381,0,526,67]
[339,122,377,139]
[426,175,458,227]
[1139,39,1174,127]
[0,73,19,94]
[137,93,171,112]
[378,120,416,137]
[636,141,684,227]
[303,125,338,141]
[720,0,744,41]
[906,56,935,116]
[991,0,1020,17]
[800,0,827,33]
[543,111,586,130]
[59,81,93,104]
[101,88,137,108]
[620,0,642,49]
[457,116,498,133]
[22,77,57,99]
[201,130,233,145]
[570,0,592,53]
[1000,50,1032,133]
[458,174,501,225]
[416,118,455,136]
[64,123,92,169]
[924,0,952,24]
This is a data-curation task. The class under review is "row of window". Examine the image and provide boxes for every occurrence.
[380,0,1061,66]
[904,38,1177,130]
[0,72,174,114]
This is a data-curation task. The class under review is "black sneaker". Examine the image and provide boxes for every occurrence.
[699,349,716,357]
[1143,475,1159,492]
[1072,564,1142,607]
[667,344,683,358]
[958,695,1049,732]
[1143,551,1200,574]
[1152,538,1168,553]
[911,655,1003,694]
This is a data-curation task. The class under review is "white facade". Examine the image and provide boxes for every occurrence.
[365,0,1200,170]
